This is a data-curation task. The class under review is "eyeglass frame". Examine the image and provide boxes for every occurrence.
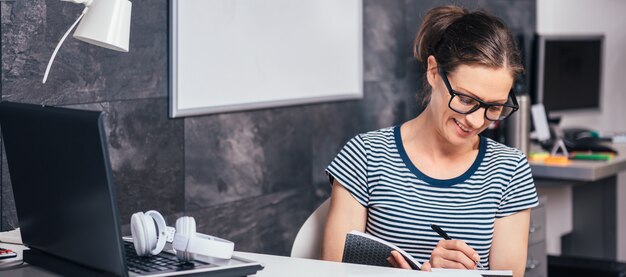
[437,67,519,121]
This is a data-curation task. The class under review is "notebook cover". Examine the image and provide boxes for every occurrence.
[341,231,420,270]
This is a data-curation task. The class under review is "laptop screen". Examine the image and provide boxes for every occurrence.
[0,102,127,276]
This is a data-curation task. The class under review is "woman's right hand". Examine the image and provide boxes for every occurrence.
[429,240,481,269]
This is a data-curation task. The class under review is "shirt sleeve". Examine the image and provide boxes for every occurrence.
[496,152,539,218]
[325,134,369,207]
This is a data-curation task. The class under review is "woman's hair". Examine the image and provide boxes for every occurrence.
[413,5,523,107]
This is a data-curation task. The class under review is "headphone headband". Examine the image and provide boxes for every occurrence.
[144,210,167,255]
[172,233,234,260]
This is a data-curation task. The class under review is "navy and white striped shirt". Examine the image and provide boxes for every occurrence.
[326,126,538,268]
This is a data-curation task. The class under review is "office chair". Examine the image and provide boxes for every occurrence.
[290,199,330,259]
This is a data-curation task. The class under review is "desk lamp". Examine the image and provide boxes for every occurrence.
[42,0,132,84]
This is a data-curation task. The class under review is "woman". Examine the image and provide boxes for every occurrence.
[322,5,538,277]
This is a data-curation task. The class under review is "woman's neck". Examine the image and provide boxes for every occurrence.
[402,109,479,160]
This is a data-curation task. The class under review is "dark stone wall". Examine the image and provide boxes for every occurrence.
[0,0,535,255]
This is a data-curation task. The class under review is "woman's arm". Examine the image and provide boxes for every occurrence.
[321,180,367,262]
[489,209,531,277]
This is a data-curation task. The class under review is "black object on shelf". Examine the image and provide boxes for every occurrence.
[548,255,626,277]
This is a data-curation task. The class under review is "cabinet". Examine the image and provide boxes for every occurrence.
[526,196,548,277]
[530,143,626,260]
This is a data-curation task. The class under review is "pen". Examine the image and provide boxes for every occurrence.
[430,224,486,270]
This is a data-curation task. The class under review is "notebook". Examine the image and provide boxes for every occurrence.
[432,268,513,277]
[342,230,421,270]
[342,230,512,276]
[0,102,264,277]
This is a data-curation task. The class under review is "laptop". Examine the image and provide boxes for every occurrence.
[0,102,264,277]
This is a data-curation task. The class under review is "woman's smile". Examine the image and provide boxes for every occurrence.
[452,118,473,136]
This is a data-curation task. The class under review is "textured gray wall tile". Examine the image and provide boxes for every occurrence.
[1,0,167,105]
[185,106,312,210]
[187,188,312,255]
[185,113,265,210]
[309,101,363,203]
[363,0,408,82]
[254,107,312,194]
[362,80,419,132]
[68,98,184,223]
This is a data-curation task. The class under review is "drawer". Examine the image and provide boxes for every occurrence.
[526,241,547,277]
[529,205,546,245]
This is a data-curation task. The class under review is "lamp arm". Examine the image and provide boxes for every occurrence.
[42,7,89,84]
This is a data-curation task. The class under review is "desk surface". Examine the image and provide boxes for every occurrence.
[529,143,626,181]
[236,252,480,277]
[0,243,485,277]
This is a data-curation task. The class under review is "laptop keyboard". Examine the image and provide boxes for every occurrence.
[124,241,210,275]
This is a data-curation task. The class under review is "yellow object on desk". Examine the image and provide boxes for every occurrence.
[529,152,550,162]
[529,152,571,165]
[543,155,571,165]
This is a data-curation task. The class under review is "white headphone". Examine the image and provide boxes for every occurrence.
[130,210,234,262]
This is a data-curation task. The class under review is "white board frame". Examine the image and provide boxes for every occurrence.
[169,0,363,118]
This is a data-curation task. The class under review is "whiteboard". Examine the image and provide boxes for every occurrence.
[169,0,363,117]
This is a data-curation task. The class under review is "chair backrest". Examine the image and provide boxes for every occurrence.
[290,198,330,259]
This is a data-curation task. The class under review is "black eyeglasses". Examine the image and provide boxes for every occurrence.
[438,67,518,121]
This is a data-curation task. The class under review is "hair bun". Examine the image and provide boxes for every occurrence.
[413,5,466,63]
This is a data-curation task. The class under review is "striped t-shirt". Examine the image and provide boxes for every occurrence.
[325,125,538,268]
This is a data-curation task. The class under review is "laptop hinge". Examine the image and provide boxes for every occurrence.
[23,248,118,277]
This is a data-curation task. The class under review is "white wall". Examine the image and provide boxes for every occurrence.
[537,0,626,261]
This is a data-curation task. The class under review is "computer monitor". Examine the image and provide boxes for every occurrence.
[534,35,603,112]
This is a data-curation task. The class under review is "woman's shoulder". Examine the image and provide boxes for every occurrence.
[359,126,395,138]
[482,136,526,162]
[351,126,397,146]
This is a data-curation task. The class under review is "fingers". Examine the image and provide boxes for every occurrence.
[387,250,412,269]
[430,255,473,269]
[432,240,480,269]
[437,239,480,262]
[420,261,432,271]
[387,255,399,268]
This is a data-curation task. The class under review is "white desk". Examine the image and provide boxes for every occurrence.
[529,143,626,259]
[530,144,626,181]
[236,252,479,277]
[0,243,483,277]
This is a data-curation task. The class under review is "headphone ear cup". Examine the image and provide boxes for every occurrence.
[142,213,158,252]
[130,212,148,256]
[175,216,196,262]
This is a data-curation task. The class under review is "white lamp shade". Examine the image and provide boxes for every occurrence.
[73,0,132,52]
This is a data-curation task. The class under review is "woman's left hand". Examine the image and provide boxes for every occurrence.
[387,250,432,271]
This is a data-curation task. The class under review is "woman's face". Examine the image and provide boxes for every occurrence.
[427,62,514,146]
